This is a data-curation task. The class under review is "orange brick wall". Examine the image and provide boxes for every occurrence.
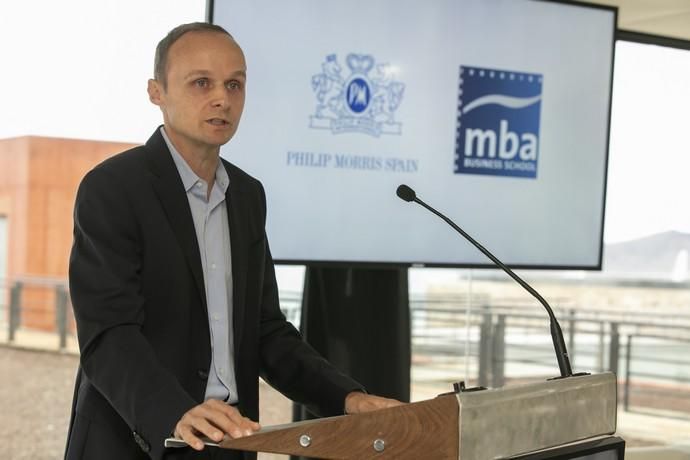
[0,136,137,331]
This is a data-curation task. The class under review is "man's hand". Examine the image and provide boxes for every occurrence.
[174,399,261,451]
[344,391,404,414]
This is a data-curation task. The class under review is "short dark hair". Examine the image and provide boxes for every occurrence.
[154,22,234,88]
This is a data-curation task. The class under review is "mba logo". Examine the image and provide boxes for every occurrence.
[455,66,542,179]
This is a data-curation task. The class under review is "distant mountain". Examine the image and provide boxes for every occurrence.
[603,231,690,281]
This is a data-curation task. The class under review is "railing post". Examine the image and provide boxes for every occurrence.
[55,285,68,350]
[478,312,493,388]
[9,281,22,342]
[608,322,620,376]
[492,314,506,388]
[597,322,605,372]
[624,334,632,412]
[568,308,576,368]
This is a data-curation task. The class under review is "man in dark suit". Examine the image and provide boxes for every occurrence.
[65,22,400,460]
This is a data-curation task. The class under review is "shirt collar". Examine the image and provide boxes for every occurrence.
[160,126,229,194]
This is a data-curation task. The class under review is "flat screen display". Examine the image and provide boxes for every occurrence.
[210,0,616,268]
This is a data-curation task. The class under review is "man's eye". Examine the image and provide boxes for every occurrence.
[226,81,243,90]
[194,79,209,88]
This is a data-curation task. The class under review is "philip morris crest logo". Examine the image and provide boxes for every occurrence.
[309,54,405,137]
[455,66,542,178]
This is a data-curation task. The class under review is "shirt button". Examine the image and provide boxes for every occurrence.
[211,263,217,269]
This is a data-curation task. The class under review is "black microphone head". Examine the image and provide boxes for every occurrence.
[396,184,416,202]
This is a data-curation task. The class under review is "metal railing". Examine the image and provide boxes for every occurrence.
[2,278,74,350]
[408,294,690,419]
[2,280,689,418]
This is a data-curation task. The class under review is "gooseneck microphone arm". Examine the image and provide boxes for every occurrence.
[396,184,574,378]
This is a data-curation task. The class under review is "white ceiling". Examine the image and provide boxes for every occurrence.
[585,0,690,42]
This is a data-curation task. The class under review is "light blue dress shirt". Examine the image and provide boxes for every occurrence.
[161,127,238,403]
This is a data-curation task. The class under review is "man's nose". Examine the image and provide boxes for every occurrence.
[211,86,230,108]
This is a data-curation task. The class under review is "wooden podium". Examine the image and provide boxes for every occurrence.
[167,373,618,459]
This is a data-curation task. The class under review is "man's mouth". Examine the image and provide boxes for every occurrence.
[207,118,230,126]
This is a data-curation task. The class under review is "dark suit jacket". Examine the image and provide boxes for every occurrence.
[65,128,362,460]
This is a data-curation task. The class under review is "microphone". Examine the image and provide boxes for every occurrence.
[396,184,416,202]
[396,184,577,379]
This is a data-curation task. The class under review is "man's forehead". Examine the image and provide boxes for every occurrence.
[167,32,245,74]
[170,30,243,57]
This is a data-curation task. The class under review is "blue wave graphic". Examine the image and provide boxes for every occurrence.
[463,94,541,114]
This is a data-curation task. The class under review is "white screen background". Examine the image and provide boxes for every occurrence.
[213,0,614,268]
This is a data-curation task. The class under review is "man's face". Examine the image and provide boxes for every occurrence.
[148,31,247,154]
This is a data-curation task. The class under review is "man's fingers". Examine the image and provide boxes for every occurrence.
[176,400,261,445]
[189,416,225,442]
[212,401,261,437]
[176,423,205,451]
[176,409,227,450]
[345,392,405,414]
[201,401,249,438]
[377,397,403,409]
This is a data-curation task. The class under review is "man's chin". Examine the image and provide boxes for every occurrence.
[212,134,234,147]
[205,129,236,147]
[192,134,232,150]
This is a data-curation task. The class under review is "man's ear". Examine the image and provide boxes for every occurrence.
[148,79,163,106]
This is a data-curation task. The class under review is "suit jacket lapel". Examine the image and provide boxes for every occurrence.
[225,164,248,350]
[144,128,208,311]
